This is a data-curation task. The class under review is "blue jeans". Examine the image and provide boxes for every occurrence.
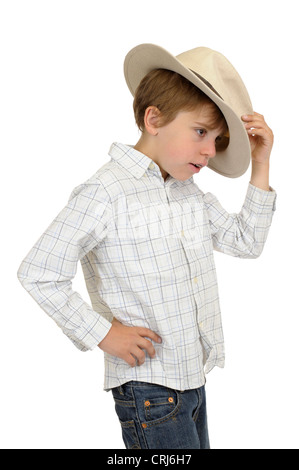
[111,381,210,449]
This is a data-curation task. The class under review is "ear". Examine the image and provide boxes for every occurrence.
[143,106,161,136]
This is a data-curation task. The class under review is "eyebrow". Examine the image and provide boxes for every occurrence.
[194,121,211,128]
[193,121,224,133]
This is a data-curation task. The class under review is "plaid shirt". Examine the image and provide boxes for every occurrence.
[18,143,277,391]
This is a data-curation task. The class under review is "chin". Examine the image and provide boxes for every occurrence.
[166,168,191,182]
[173,173,190,181]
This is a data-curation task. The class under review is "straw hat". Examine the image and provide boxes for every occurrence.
[124,44,253,178]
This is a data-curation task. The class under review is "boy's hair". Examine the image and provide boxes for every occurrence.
[133,69,229,150]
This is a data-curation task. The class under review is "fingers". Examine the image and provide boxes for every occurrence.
[242,113,265,128]
[136,326,162,344]
[137,337,157,359]
[242,112,271,131]
[99,318,162,368]
[241,112,274,164]
[126,337,159,368]
[242,112,273,140]
[130,347,146,367]
[126,334,160,367]
[124,342,153,368]
[124,352,139,368]
[242,111,264,120]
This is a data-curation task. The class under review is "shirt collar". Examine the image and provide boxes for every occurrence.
[108,142,194,187]
[109,142,154,179]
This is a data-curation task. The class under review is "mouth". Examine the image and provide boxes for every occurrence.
[191,163,203,168]
[189,162,204,173]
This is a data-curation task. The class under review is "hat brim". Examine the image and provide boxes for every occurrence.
[124,44,253,178]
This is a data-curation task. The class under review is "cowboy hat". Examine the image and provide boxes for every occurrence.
[124,44,253,178]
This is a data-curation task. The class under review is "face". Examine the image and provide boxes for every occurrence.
[148,106,225,181]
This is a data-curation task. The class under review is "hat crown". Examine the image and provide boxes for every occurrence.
[176,47,253,118]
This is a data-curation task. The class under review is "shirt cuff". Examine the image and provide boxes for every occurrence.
[245,182,277,214]
[71,314,112,351]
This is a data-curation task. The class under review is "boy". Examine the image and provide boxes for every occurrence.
[17,44,276,449]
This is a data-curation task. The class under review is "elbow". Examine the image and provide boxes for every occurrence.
[17,264,26,287]
[17,261,34,292]
[242,242,265,259]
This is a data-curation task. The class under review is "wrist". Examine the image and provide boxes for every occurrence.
[250,160,270,191]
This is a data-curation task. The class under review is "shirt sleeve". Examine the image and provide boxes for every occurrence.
[17,183,113,351]
[203,183,277,258]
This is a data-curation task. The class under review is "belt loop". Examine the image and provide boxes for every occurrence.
[118,384,124,395]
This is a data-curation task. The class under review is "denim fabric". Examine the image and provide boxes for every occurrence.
[111,381,210,449]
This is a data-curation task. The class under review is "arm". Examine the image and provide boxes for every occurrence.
[204,184,276,258]
[18,183,162,363]
[17,184,113,350]
[242,112,274,191]
[204,112,276,258]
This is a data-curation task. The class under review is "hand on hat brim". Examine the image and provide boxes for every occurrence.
[242,112,273,165]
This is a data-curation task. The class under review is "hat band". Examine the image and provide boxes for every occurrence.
[189,69,223,100]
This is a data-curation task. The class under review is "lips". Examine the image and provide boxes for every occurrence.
[190,162,205,169]
[189,163,202,174]
[190,163,207,170]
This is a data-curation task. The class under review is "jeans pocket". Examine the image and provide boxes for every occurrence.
[134,385,180,426]
[112,386,142,449]
[119,419,141,449]
[143,394,177,422]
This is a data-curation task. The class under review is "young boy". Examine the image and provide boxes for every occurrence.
[17,44,276,449]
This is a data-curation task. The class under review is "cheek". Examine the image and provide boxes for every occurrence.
[161,141,181,161]
[158,133,193,164]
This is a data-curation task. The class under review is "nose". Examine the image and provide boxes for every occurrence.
[200,140,216,160]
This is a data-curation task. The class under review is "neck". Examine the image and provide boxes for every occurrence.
[134,136,168,181]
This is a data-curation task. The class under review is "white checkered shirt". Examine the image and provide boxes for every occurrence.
[18,143,277,391]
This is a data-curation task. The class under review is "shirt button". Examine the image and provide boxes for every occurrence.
[181,230,185,237]
[149,162,155,170]
[194,277,198,284]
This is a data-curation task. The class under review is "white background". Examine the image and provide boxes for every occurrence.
[1,0,298,449]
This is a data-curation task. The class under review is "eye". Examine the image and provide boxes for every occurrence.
[196,129,206,137]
